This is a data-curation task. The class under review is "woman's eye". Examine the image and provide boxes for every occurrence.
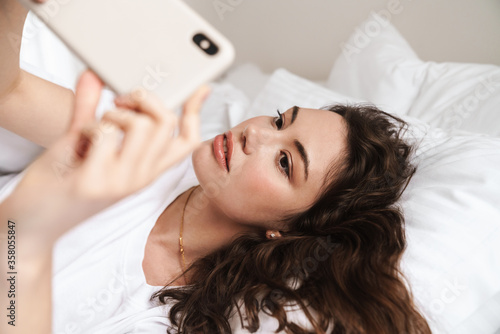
[279,152,290,177]
[274,110,284,130]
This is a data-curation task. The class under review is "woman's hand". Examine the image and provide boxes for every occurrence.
[64,71,208,202]
[4,70,209,248]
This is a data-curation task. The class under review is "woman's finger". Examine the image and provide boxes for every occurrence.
[101,108,168,163]
[101,108,140,132]
[113,88,169,122]
[136,86,209,173]
[178,85,210,142]
[146,86,210,172]
[75,121,123,171]
[69,71,104,135]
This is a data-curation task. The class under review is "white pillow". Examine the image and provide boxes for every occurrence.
[243,68,360,122]
[244,68,500,334]
[400,124,500,334]
[327,15,500,137]
[407,63,500,137]
[198,82,250,140]
[326,13,424,116]
[222,63,271,102]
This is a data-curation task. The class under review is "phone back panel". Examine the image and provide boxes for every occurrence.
[19,0,235,109]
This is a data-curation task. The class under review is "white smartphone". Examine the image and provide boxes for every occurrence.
[18,0,235,109]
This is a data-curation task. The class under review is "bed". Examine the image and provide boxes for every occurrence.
[1,10,500,334]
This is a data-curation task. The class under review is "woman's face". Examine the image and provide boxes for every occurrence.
[192,106,347,230]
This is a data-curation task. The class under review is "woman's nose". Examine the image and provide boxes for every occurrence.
[242,124,274,154]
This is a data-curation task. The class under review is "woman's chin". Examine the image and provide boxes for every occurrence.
[192,141,224,185]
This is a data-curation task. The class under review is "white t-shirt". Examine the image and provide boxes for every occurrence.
[0,156,199,334]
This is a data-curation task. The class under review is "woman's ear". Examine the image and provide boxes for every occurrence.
[266,230,282,239]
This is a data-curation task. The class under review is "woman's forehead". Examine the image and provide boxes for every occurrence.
[286,107,347,184]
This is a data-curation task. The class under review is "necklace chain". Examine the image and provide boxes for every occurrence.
[179,186,197,272]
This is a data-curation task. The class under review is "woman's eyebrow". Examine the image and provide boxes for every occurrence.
[290,105,299,124]
[287,106,309,181]
[294,139,309,181]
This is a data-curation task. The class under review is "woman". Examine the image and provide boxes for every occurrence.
[0,1,431,333]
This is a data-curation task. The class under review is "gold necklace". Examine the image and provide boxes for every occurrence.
[179,186,197,272]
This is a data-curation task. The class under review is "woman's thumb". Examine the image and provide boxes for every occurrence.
[68,70,104,134]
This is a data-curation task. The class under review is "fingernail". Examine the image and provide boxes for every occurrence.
[114,95,125,103]
[114,95,131,105]
[100,120,117,133]
[131,88,147,102]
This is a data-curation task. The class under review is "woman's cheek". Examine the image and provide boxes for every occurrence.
[243,165,278,194]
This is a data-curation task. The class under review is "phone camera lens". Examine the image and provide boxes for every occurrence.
[200,40,210,50]
[193,33,218,56]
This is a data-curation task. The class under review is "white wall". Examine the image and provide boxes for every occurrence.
[184,0,500,80]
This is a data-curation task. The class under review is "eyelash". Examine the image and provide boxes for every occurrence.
[274,110,290,178]
[278,152,290,178]
[274,109,284,129]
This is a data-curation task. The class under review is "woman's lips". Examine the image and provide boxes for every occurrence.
[225,130,233,170]
[213,131,234,172]
[213,134,227,172]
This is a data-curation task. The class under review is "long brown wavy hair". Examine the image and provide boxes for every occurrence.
[152,104,431,334]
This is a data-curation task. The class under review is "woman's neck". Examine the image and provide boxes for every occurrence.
[152,186,258,270]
